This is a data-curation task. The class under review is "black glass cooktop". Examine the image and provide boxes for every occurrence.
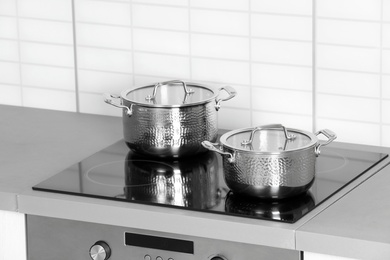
[33,140,388,223]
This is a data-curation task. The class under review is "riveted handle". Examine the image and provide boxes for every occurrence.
[201,141,235,163]
[314,129,337,156]
[103,93,133,116]
[215,86,237,111]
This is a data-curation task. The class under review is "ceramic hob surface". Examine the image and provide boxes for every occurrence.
[33,140,387,223]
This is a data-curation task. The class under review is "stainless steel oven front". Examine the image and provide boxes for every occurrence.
[26,215,301,260]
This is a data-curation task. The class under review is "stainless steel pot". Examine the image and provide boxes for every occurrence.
[202,124,337,199]
[104,80,236,158]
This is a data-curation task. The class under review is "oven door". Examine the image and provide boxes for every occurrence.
[26,215,301,260]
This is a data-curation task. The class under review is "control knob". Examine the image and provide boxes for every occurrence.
[89,241,111,260]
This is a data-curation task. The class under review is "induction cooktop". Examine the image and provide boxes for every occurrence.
[33,140,387,223]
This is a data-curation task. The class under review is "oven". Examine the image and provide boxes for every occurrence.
[27,135,387,259]
[26,214,300,260]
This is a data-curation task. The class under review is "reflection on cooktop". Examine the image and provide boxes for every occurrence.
[225,191,315,222]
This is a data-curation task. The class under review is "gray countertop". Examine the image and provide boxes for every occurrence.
[2,105,390,258]
[0,105,122,210]
[296,163,390,259]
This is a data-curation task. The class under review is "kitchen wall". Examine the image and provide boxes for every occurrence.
[0,0,389,146]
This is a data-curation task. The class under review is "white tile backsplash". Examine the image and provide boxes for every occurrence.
[252,111,313,131]
[251,0,312,16]
[317,94,380,123]
[0,39,19,61]
[317,118,381,146]
[17,0,73,21]
[133,75,175,87]
[251,14,312,41]
[76,23,132,50]
[2,1,390,147]
[191,34,249,60]
[317,0,381,21]
[132,4,188,31]
[192,58,250,85]
[382,100,390,124]
[317,19,381,48]
[0,16,18,39]
[317,45,381,73]
[133,29,189,55]
[382,49,390,74]
[78,70,133,94]
[252,87,312,115]
[382,23,390,48]
[77,47,133,73]
[75,0,131,26]
[383,125,390,146]
[0,0,17,16]
[133,0,187,6]
[0,61,20,85]
[192,0,248,11]
[383,0,390,21]
[317,70,380,98]
[251,63,312,91]
[382,76,390,99]
[0,84,22,106]
[251,39,312,66]
[191,9,249,36]
[19,19,73,44]
[133,52,190,79]
[19,42,74,67]
[21,64,75,90]
[218,107,251,129]
[22,87,76,112]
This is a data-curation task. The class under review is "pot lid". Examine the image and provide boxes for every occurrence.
[123,80,216,107]
[220,124,318,153]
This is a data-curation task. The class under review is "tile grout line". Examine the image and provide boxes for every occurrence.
[248,0,253,127]
[312,0,317,133]
[380,0,384,146]
[188,0,192,81]
[15,0,23,105]
[71,0,80,113]
[130,0,135,88]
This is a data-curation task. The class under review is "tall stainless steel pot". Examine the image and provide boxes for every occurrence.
[202,124,337,199]
[104,80,236,158]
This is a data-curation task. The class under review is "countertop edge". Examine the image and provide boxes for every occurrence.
[18,189,297,250]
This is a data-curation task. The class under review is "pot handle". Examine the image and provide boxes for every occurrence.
[145,80,195,104]
[314,129,337,156]
[215,86,237,111]
[202,141,235,163]
[103,93,133,116]
[241,124,296,146]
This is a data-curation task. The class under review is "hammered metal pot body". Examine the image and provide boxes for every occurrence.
[202,125,337,199]
[123,99,218,158]
[222,146,316,199]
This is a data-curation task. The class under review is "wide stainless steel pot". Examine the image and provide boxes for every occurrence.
[202,124,337,199]
[104,80,236,158]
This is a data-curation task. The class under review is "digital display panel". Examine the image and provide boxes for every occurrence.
[125,232,194,254]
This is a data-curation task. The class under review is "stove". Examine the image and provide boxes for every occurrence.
[33,138,387,224]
